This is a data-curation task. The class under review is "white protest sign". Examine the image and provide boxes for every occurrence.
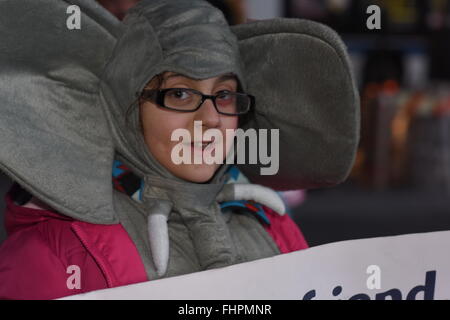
[62,231,450,300]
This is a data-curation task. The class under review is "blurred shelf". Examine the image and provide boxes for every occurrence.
[293,183,450,247]
[342,34,428,54]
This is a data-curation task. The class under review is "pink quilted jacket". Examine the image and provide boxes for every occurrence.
[0,189,308,300]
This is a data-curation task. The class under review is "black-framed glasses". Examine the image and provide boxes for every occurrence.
[140,88,254,116]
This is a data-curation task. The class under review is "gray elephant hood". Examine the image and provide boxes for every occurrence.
[99,0,245,182]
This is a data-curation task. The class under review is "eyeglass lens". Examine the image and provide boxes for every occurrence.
[164,89,249,114]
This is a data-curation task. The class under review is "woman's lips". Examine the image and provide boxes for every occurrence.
[191,141,213,151]
[186,136,217,152]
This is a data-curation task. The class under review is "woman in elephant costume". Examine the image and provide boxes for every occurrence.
[0,0,359,299]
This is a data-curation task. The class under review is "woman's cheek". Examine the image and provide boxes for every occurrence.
[223,117,239,158]
[141,110,172,161]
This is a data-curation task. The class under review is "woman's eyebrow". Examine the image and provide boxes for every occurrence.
[215,74,237,84]
[217,73,236,81]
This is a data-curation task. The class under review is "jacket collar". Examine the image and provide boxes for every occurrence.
[4,184,73,235]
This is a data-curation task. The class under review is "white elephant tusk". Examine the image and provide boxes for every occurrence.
[147,212,170,277]
[228,184,286,215]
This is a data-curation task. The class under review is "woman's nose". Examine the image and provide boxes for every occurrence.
[194,98,220,128]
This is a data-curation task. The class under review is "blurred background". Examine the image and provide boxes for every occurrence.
[2,0,450,246]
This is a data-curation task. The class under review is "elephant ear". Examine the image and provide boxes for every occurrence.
[0,0,122,224]
[232,19,360,190]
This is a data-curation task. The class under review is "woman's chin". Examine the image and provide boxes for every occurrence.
[171,163,219,183]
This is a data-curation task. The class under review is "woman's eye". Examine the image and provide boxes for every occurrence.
[216,90,232,100]
[169,89,190,100]
[216,91,236,108]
